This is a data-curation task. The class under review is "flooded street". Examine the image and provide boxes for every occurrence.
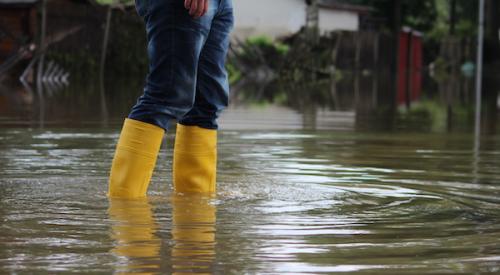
[1,0,500,271]
[1,101,500,273]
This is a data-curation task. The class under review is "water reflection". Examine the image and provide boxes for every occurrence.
[171,194,216,275]
[1,125,500,273]
[108,195,217,274]
[108,198,161,274]
[0,67,498,133]
[0,65,499,273]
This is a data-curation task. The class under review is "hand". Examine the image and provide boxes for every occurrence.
[184,0,209,18]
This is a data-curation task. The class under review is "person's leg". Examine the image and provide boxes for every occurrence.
[129,0,218,130]
[109,0,218,198]
[174,0,234,194]
[178,0,234,129]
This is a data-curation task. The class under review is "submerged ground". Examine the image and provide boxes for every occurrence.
[0,80,500,273]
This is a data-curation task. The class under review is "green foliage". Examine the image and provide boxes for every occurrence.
[401,100,446,132]
[427,0,477,41]
[226,63,241,85]
[333,69,343,82]
[246,36,290,56]
[231,35,290,75]
[431,57,449,81]
[343,0,477,41]
[400,99,474,132]
[345,0,438,33]
[455,20,476,37]
[401,0,439,33]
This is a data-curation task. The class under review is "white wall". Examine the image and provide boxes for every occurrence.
[232,0,360,40]
[232,0,306,40]
[318,9,359,33]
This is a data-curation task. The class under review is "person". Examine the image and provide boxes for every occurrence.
[108,0,234,198]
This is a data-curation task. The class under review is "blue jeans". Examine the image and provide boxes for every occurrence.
[129,0,234,130]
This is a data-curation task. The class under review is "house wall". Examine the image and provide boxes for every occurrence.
[318,9,359,34]
[232,0,306,40]
[232,0,360,40]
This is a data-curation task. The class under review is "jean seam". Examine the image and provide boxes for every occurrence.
[220,0,233,17]
[168,8,176,114]
[145,0,150,16]
[215,0,222,16]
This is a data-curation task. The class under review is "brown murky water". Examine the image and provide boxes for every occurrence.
[1,108,500,273]
[1,76,500,273]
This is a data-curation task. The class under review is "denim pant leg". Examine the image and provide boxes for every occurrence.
[128,0,218,131]
[178,0,234,130]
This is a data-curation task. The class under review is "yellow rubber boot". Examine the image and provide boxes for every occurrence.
[108,118,164,199]
[173,124,217,193]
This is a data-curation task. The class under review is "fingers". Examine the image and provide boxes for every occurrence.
[189,0,198,16]
[194,0,205,18]
[202,0,208,16]
[186,0,208,18]
[196,0,207,17]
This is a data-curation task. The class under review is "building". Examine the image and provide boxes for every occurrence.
[232,0,372,40]
[317,1,372,34]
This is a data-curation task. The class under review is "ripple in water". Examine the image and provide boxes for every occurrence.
[0,128,499,273]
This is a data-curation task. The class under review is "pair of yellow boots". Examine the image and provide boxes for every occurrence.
[108,118,217,198]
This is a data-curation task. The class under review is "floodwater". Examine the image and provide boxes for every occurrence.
[1,82,500,274]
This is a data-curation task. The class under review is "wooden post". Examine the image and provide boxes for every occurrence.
[372,33,379,107]
[305,0,319,45]
[473,0,486,185]
[405,31,413,109]
[36,0,47,91]
[475,0,485,140]
[392,0,402,110]
[100,5,112,82]
[99,5,112,125]
[354,33,361,107]
[330,32,341,110]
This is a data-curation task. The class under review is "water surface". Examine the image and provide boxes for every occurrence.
[1,111,499,273]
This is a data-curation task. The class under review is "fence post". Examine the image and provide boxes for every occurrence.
[36,0,47,92]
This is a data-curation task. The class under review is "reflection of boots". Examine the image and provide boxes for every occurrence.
[108,198,160,273]
[108,118,164,198]
[173,124,217,193]
[171,194,216,274]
